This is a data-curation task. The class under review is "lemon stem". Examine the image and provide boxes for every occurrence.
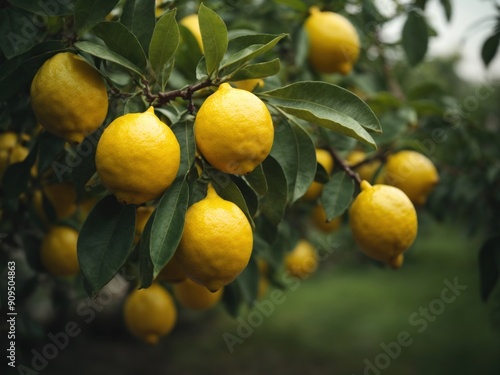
[328,146,362,185]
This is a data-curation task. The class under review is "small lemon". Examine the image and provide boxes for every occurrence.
[134,206,155,244]
[173,278,223,310]
[42,182,78,220]
[349,181,417,266]
[231,79,264,92]
[303,149,334,201]
[40,226,80,277]
[30,52,108,144]
[383,150,439,206]
[0,132,29,180]
[180,14,203,52]
[123,283,177,345]
[195,83,274,175]
[176,185,253,292]
[285,240,318,279]
[304,6,360,74]
[95,107,181,205]
[311,204,341,233]
[345,150,382,183]
[157,256,187,283]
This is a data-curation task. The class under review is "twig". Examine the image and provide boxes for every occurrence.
[328,147,362,185]
[349,148,391,169]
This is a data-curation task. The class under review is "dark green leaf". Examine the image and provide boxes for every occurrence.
[222,281,243,317]
[0,7,45,58]
[171,120,195,176]
[124,94,147,114]
[175,24,203,80]
[211,175,255,227]
[262,81,380,147]
[77,195,136,295]
[198,4,228,76]
[36,131,66,174]
[320,171,354,219]
[479,235,500,302]
[93,21,147,70]
[439,0,452,21]
[138,209,155,288]
[313,162,330,184]
[67,137,98,199]
[244,164,268,196]
[8,0,74,15]
[75,0,119,35]
[74,41,143,76]
[226,58,281,81]
[481,32,500,67]
[121,0,155,54]
[232,176,259,219]
[260,156,288,225]
[402,10,429,66]
[236,256,260,305]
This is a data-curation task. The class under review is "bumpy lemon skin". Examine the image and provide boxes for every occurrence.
[30,52,108,145]
[195,83,274,175]
[304,7,360,75]
[40,226,80,277]
[95,107,181,205]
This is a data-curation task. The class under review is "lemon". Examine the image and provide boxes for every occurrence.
[345,150,382,183]
[95,107,180,205]
[173,278,223,310]
[285,240,318,279]
[304,6,360,74]
[311,204,341,233]
[383,150,439,206]
[134,206,155,244]
[30,52,108,144]
[123,283,177,345]
[231,78,264,92]
[180,14,203,52]
[176,185,253,292]
[349,181,417,266]
[0,132,29,180]
[40,226,80,277]
[42,182,78,220]
[157,256,187,283]
[388,253,404,269]
[303,149,334,201]
[195,83,274,175]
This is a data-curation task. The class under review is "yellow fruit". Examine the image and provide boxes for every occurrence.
[303,149,334,201]
[0,132,18,149]
[173,278,223,310]
[383,150,439,206]
[304,6,360,74]
[134,206,155,244]
[180,14,203,52]
[0,132,30,180]
[349,181,417,266]
[123,283,177,345]
[40,226,80,277]
[195,83,274,175]
[345,150,382,183]
[155,0,167,18]
[285,240,318,279]
[157,256,187,283]
[231,78,264,92]
[176,185,253,292]
[311,204,341,233]
[388,253,404,269]
[30,52,108,144]
[258,276,269,299]
[95,107,181,205]
[42,182,78,220]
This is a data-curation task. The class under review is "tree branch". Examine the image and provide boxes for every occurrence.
[327,147,362,185]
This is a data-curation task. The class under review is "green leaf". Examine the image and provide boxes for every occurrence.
[222,281,243,317]
[75,0,119,35]
[244,164,268,196]
[262,81,379,147]
[481,31,500,67]
[149,176,189,278]
[260,156,288,225]
[138,210,155,288]
[226,58,281,81]
[124,94,147,114]
[211,175,255,227]
[270,118,316,203]
[121,0,156,54]
[77,195,136,295]
[0,7,45,58]
[402,10,429,66]
[232,176,259,219]
[68,140,98,199]
[149,9,180,89]
[320,171,354,219]
[171,120,195,176]
[8,0,74,15]
[36,131,66,174]
[93,21,147,70]
[479,235,500,302]
[74,41,143,76]
[439,0,452,21]
[235,256,260,305]
[175,24,203,80]
[198,4,228,76]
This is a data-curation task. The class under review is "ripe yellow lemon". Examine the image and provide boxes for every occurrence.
[303,149,334,201]
[349,181,417,266]
[285,240,318,279]
[311,204,341,233]
[304,6,360,75]
[195,83,274,175]
[173,278,223,310]
[95,107,180,205]
[383,150,439,206]
[123,283,177,345]
[231,78,264,92]
[40,226,80,277]
[134,206,155,244]
[180,14,203,52]
[345,150,382,183]
[30,52,108,144]
[157,256,187,283]
[176,185,253,292]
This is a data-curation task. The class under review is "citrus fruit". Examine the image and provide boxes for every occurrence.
[42,182,78,220]
[311,204,341,233]
[345,150,382,183]
[40,226,80,277]
[180,14,203,52]
[30,52,108,144]
[194,83,274,175]
[303,149,334,201]
[231,78,264,92]
[95,107,180,205]
[388,253,404,269]
[0,132,29,180]
[383,150,439,206]
[134,206,155,244]
[349,181,417,266]
[157,256,187,283]
[123,283,177,345]
[173,278,223,310]
[304,6,360,74]
[176,185,253,292]
[285,240,318,279]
